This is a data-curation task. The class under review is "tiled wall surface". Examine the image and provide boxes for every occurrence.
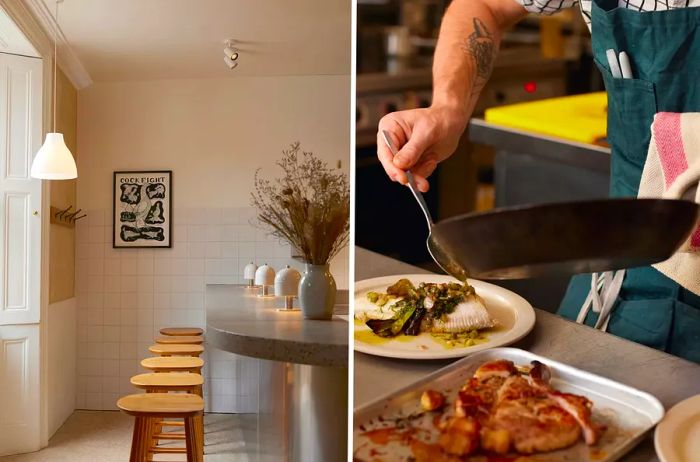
[75,206,348,412]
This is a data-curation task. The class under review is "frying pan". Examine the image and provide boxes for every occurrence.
[430,163,700,279]
[432,198,699,279]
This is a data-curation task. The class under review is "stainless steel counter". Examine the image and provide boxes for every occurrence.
[469,118,611,172]
[354,247,700,462]
[206,284,348,462]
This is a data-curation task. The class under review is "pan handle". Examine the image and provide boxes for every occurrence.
[663,163,700,202]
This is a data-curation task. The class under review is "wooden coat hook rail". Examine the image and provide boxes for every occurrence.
[50,206,86,228]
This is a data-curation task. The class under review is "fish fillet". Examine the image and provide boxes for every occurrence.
[431,294,494,333]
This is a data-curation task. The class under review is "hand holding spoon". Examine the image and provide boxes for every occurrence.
[381,130,468,282]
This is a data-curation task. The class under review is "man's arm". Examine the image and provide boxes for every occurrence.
[431,0,527,124]
[378,0,527,192]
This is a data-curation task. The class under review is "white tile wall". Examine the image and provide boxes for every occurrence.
[75,206,348,412]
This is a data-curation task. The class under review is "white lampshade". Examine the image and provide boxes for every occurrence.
[254,264,275,287]
[31,133,77,179]
[274,265,301,297]
[243,262,257,281]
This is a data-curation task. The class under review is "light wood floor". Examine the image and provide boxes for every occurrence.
[0,410,273,461]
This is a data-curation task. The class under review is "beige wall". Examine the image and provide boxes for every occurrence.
[46,297,76,435]
[49,69,77,303]
[77,74,350,287]
[77,75,350,208]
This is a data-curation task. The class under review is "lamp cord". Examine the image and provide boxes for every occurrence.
[53,0,58,133]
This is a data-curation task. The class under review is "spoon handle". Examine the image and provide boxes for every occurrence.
[381,130,434,227]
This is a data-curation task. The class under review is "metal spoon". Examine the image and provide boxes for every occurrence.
[381,130,469,282]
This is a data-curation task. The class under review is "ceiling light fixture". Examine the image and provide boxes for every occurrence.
[31,0,77,180]
[223,39,239,70]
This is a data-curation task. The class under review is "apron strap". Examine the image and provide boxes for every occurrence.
[576,270,626,330]
[576,273,605,324]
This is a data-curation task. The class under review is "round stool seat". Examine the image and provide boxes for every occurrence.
[149,343,204,357]
[131,372,204,389]
[155,335,203,345]
[141,356,204,373]
[117,393,203,417]
[160,327,204,336]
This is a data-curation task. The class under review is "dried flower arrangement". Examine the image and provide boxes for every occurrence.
[251,142,350,265]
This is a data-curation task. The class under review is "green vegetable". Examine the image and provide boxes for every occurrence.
[366,291,395,307]
[386,279,417,298]
[365,279,476,338]
[403,307,426,336]
[366,301,416,337]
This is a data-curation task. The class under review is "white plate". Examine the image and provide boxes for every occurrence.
[655,394,700,462]
[353,274,536,360]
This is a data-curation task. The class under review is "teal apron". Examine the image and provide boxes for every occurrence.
[558,0,700,363]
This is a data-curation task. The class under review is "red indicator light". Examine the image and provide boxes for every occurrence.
[524,81,537,93]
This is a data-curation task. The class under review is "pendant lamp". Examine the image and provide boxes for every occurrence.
[30,0,77,180]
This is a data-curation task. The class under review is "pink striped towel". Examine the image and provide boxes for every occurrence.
[638,112,700,295]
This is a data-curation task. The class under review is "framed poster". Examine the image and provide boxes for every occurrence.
[113,170,172,248]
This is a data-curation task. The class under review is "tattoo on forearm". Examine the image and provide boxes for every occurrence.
[462,18,496,95]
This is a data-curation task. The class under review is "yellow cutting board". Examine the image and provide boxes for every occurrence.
[484,92,607,145]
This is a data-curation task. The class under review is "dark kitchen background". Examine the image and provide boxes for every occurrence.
[355,0,607,311]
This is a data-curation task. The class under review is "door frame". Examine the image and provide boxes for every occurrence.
[1,0,54,447]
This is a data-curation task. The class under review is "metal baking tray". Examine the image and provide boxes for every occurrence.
[354,347,664,461]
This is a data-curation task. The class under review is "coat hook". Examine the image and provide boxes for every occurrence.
[66,208,82,221]
[57,205,72,218]
[74,214,87,222]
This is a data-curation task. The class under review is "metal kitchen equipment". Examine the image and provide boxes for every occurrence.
[354,347,665,462]
[432,196,699,279]
[381,131,468,281]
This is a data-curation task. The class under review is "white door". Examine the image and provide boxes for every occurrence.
[0,52,43,455]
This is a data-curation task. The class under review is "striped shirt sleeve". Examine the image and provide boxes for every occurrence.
[513,0,580,14]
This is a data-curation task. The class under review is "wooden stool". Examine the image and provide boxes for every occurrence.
[118,393,203,462]
[149,343,204,357]
[131,372,204,396]
[155,335,203,345]
[160,327,204,336]
[131,373,205,446]
[141,356,204,374]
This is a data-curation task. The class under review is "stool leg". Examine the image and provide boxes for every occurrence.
[197,414,205,452]
[129,417,140,462]
[144,417,153,462]
[185,415,203,462]
[130,416,149,462]
[193,385,204,443]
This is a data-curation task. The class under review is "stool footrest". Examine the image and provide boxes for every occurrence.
[150,447,187,454]
[153,432,185,440]
[160,420,184,427]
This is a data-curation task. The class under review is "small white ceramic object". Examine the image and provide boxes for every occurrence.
[274,265,301,311]
[243,262,257,287]
[254,263,275,297]
[655,394,700,462]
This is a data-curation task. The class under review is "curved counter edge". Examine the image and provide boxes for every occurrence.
[205,323,348,367]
